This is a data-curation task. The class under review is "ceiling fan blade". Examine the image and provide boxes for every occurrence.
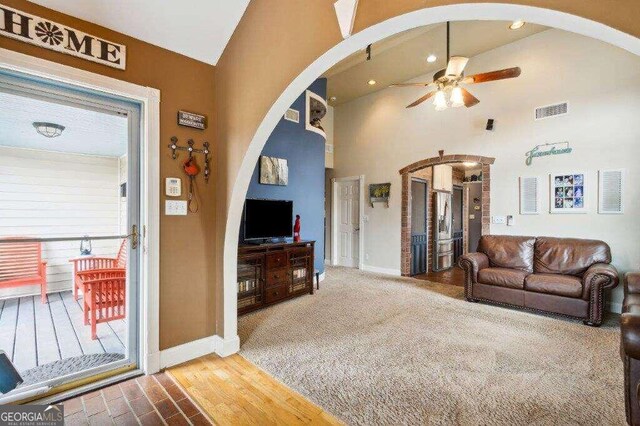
[406,91,436,108]
[445,56,469,77]
[389,82,434,88]
[461,88,480,107]
[462,67,521,84]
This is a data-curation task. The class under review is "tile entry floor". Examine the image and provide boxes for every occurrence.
[62,372,211,425]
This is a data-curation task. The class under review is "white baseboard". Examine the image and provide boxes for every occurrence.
[319,271,326,282]
[213,335,240,357]
[159,336,217,369]
[159,334,241,368]
[361,265,401,276]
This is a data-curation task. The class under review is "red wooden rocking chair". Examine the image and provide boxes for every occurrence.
[0,237,48,304]
[76,269,126,340]
[70,239,127,300]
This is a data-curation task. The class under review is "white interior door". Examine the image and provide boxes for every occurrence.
[337,179,360,267]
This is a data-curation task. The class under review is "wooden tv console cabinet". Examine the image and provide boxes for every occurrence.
[237,241,314,315]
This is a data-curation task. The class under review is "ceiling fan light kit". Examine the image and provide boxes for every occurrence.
[391,21,522,112]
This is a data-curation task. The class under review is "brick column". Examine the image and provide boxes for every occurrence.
[400,172,411,276]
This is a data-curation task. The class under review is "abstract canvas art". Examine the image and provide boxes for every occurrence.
[259,156,288,185]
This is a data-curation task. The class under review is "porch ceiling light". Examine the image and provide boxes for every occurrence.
[33,122,65,138]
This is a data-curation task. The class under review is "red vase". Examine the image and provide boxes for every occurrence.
[293,215,301,242]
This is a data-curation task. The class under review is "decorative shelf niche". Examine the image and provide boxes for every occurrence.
[305,90,327,138]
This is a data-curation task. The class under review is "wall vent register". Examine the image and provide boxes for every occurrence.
[598,169,624,214]
[519,176,539,214]
[284,108,300,123]
[535,102,568,120]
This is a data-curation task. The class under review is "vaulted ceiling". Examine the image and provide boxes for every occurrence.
[29,0,251,65]
[325,21,547,105]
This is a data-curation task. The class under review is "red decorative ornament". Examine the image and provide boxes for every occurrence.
[293,215,301,242]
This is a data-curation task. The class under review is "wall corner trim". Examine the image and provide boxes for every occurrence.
[213,335,241,357]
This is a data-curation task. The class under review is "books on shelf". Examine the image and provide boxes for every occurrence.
[292,268,307,280]
[237,279,256,293]
[238,296,256,309]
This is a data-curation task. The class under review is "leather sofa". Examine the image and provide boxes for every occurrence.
[622,272,640,425]
[459,235,618,326]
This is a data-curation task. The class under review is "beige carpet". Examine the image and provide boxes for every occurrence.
[239,266,624,425]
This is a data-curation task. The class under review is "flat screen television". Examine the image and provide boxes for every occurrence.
[243,199,293,242]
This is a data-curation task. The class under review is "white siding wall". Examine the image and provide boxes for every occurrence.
[0,146,121,299]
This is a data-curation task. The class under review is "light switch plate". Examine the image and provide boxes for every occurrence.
[166,200,187,215]
[492,215,507,224]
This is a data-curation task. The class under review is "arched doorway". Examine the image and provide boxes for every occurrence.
[399,154,495,276]
[221,4,640,348]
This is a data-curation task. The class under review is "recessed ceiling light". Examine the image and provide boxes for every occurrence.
[368,79,376,85]
[426,54,437,63]
[509,20,525,30]
[462,162,479,167]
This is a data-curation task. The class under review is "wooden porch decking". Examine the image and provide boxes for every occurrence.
[0,290,126,373]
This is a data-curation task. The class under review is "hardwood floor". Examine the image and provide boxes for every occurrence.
[168,354,343,425]
[413,265,465,287]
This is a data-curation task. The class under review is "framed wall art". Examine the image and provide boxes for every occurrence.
[549,172,587,214]
[259,156,288,186]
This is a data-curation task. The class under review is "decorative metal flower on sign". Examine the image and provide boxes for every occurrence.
[34,21,64,46]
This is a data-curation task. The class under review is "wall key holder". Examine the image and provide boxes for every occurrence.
[168,137,211,183]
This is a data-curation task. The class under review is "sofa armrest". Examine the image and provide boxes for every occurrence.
[622,312,640,360]
[458,252,489,282]
[583,263,619,298]
[626,272,640,295]
[458,253,489,301]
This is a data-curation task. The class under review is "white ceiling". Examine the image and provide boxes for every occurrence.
[28,0,251,65]
[325,21,547,104]
[0,91,128,157]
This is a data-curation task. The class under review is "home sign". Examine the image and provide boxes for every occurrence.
[0,4,126,70]
[525,142,572,166]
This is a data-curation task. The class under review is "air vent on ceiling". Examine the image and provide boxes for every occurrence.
[284,108,300,123]
[598,169,624,214]
[535,102,568,120]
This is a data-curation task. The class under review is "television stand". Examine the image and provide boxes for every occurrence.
[244,238,287,245]
[237,240,315,315]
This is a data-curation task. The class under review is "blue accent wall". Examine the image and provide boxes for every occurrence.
[243,79,326,273]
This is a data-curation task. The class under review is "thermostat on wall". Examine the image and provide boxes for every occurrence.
[165,177,182,197]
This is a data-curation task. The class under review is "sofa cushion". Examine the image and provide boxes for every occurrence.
[477,235,535,272]
[478,267,528,289]
[525,273,582,298]
[534,237,611,276]
[625,294,640,311]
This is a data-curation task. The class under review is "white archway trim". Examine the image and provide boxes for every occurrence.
[222,3,640,347]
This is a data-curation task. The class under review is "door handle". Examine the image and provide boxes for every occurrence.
[354,228,360,232]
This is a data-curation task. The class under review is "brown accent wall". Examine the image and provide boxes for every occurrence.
[1,0,217,350]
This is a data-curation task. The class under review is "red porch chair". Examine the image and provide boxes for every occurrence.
[77,269,126,340]
[0,237,48,304]
[70,239,127,300]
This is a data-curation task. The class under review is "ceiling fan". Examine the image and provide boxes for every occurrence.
[390,22,521,110]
